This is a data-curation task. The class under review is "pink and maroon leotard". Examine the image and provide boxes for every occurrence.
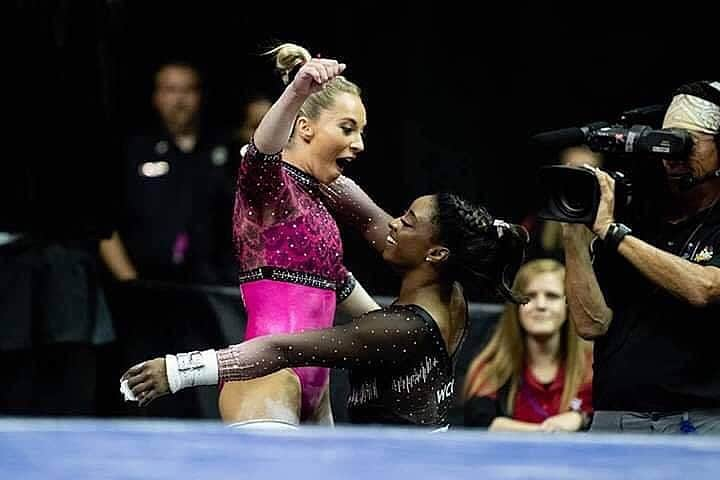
[229,141,388,420]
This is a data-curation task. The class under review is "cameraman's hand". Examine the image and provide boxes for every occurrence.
[561,223,595,250]
[584,166,615,239]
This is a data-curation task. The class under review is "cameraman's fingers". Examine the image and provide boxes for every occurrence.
[595,169,615,191]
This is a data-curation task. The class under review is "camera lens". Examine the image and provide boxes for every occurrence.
[555,173,597,218]
[559,182,589,214]
[537,165,601,224]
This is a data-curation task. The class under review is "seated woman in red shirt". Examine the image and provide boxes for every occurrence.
[463,258,593,432]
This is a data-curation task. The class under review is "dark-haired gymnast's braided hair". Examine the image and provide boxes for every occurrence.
[433,193,529,304]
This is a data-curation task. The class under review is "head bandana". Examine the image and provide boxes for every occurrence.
[662,81,720,134]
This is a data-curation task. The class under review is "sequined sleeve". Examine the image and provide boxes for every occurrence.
[236,140,290,219]
[319,175,393,253]
[217,306,434,382]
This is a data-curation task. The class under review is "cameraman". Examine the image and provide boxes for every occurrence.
[563,80,720,434]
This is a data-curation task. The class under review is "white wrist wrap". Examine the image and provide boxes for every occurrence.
[165,349,219,393]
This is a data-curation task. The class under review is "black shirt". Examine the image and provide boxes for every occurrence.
[119,131,235,283]
[592,202,720,411]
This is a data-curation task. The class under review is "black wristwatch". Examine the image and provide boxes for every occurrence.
[604,223,632,251]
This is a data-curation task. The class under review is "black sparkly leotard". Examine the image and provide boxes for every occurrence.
[216,303,466,427]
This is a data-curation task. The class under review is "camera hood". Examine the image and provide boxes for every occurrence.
[537,166,601,224]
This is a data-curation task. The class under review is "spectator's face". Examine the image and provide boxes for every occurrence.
[299,92,366,184]
[518,271,567,339]
[560,146,602,168]
[662,131,719,185]
[153,65,202,132]
[236,99,272,144]
[246,100,272,131]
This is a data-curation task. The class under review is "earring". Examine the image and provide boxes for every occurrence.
[425,256,431,262]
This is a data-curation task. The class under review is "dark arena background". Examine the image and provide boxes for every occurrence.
[3,2,719,479]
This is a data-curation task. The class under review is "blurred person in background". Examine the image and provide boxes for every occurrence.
[232,95,272,146]
[1,0,121,416]
[522,147,604,261]
[100,61,235,285]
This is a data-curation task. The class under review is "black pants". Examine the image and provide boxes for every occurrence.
[0,343,98,416]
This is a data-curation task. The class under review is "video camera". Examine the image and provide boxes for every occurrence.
[533,108,694,224]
